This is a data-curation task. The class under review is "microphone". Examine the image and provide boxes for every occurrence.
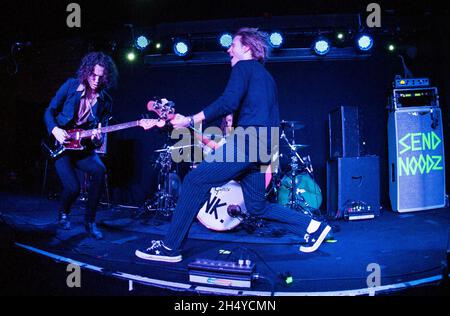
[227,205,246,218]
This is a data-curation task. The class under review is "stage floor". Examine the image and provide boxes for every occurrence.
[0,192,449,296]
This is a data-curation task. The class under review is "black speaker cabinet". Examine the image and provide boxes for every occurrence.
[327,156,380,217]
[328,106,360,159]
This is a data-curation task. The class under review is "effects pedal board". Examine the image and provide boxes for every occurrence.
[188,259,255,288]
[343,201,375,221]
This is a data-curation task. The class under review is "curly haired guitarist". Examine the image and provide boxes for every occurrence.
[44,52,118,239]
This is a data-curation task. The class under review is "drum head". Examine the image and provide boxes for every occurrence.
[167,172,182,198]
[197,180,247,231]
[277,173,322,209]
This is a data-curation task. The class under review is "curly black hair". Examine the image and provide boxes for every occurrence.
[77,52,118,90]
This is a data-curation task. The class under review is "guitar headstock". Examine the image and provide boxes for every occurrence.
[147,98,176,121]
[139,119,166,130]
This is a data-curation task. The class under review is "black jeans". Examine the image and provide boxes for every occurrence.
[163,136,311,251]
[54,150,106,223]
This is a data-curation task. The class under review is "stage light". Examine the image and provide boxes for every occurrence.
[173,39,190,57]
[269,32,284,48]
[136,35,149,50]
[356,34,374,51]
[219,33,233,48]
[155,42,162,50]
[336,32,345,41]
[387,43,396,52]
[126,51,137,62]
[312,37,331,56]
[334,31,347,48]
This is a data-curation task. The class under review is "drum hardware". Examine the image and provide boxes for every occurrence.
[154,144,198,153]
[278,121,322,217]
[281,144,310,148]
[280,126,312,175]
[280,120,305,130]
[138,144,181,219]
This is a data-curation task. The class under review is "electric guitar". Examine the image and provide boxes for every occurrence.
[41,119,165,159]
[42,99,175,159]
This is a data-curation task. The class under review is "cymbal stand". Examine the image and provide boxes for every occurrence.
[280,129,313,175]
[280,128,314,215]
[139,146,178,219]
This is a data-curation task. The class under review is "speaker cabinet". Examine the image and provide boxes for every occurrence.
[328,106,360,159]
[388,107,446,212]
[327,156,380,217]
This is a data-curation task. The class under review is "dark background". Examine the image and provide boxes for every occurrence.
[0,0,448,209]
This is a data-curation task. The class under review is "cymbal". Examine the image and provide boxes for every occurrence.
[281,144,310,148]
[154,144,199,152]
[280,120,304,130]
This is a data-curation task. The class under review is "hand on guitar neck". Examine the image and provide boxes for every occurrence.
[91,123,103,143]
[148,98,232,151]
[147,98,204,129]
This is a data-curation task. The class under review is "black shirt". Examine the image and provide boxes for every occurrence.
[203,60,280,128]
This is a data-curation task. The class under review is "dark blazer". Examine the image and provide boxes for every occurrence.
[44,78,112,135]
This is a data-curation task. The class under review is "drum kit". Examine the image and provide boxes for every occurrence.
[142,119,323,231]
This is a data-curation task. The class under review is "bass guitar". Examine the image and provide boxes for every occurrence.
[42,99,175,159]
[41,119,165,159]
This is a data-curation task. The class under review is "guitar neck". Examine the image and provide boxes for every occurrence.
[79,121,140,138]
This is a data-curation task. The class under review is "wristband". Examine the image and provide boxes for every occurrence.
[187,116,194,128]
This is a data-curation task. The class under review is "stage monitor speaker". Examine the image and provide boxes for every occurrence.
[388,107,446,212]
[328,106,360,159]
[327,156,380,218]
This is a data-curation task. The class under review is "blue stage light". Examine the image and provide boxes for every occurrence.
[312,37,331,56]
[269,32,283,48]
[173,40,190,57]
[356,34,374,51]
[219,33,233,48]
[136,36,149,50]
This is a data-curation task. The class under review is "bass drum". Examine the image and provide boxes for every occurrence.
[197,180,247,231]
[277,173,322,210]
